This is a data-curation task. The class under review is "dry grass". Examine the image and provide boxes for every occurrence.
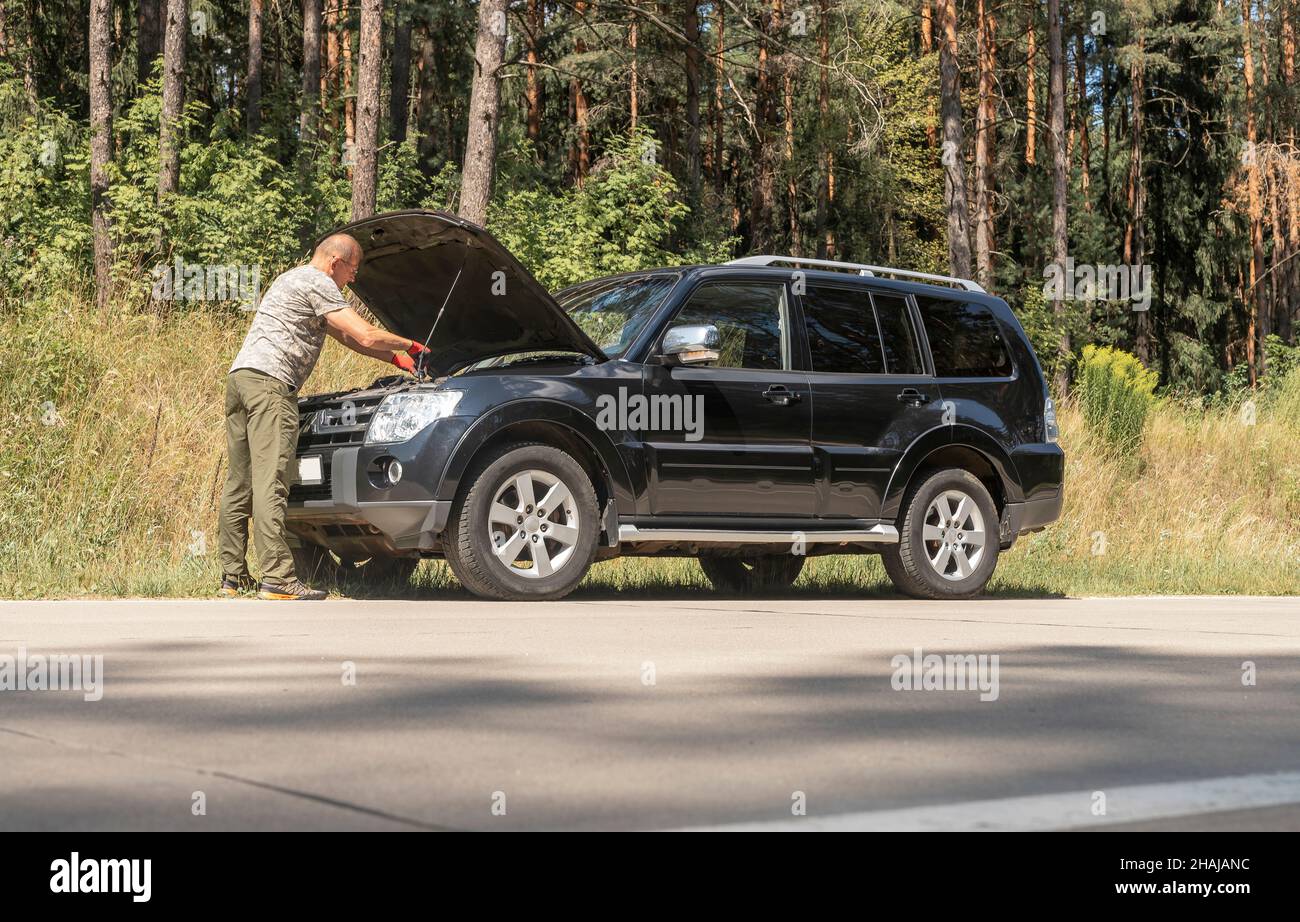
[1,292,1297,598]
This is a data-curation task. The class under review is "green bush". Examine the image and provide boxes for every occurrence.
[1076,344,1159,456]
[489,128,736,290]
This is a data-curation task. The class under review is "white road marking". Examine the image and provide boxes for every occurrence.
[681,771,1300,831]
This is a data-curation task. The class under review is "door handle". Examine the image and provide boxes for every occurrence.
[763,384,802,406]
[896,387,930,406]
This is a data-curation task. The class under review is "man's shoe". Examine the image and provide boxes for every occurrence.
[218,574,258,597]
[257,578,328,601]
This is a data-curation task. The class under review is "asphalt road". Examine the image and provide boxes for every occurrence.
[1,595,1297,831]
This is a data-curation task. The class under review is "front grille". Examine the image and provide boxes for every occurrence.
[295,394,384,451]
[290,393,383,503]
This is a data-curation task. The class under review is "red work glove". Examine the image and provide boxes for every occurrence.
[391,352,417,373]
[406,340,431,358]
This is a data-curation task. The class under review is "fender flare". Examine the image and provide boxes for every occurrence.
[880,425,1024,522]
[436,398,637,510]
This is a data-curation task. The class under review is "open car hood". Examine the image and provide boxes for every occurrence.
[318,210,606,375]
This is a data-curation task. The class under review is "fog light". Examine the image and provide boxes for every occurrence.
[387,459,403,485]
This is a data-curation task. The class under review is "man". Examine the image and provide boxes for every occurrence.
[218,233,430,600]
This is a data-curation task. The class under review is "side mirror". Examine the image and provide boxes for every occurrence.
[660,323,721,366]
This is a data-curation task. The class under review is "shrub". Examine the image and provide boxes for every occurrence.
[1076,344,1158,456]
[489,128,736,290]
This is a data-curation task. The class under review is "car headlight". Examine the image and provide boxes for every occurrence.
[366,391,463,444]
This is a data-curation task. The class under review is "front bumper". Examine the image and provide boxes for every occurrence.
[285,415,473,554]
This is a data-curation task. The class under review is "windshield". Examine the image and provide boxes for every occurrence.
[555,273,679,360]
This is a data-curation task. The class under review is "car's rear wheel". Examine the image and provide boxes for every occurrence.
[291,544,419,586]
[698,555,806,594]
[445,442,600,600]
[882,468,999,600]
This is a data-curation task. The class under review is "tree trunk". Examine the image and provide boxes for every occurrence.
[685,1,702,206]
[1283,2,1297,340]
[815,0,831,257]
[351,0,381,220]
[1048,0,1069,391]
[158,0,187,203]
[712,0,725,192]
[749,2,777,253]
[938,0,972,278]
[922,0,936,147]
[630,10,639,129]
[1243,4,1265,381]
[325,2,339,137]
[1124,33,1149,366]
[569,1,591,183]
[137,0,161,84]
[525,0,542,143]
[461,0,508,225]
[300,0,321,173]
[390,5,412,143]
[974,0,996,290]
[417,24,437,162]
[247,0,264,133]
[1026,0,1037,165]
[21,0,38,106]
[1076,29,1090,209]
[90,0,114,309]
[343,23,355,173]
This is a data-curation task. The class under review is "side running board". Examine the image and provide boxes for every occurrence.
[618,525,899,545]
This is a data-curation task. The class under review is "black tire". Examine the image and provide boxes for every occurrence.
[699,555,806,594]
[882,468,999,600]
[291,544,419,586]
[444,442,600,601]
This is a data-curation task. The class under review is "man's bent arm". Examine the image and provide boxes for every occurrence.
[326,324,400,361]
[324,307,415,355]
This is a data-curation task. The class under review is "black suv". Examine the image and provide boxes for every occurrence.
[286,210,1063,600]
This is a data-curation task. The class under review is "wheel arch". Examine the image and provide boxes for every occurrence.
[437,399,634,514]
[881,426,1023,525]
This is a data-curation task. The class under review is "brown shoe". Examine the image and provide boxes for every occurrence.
[257,578,327,601]
[218,574,258,597]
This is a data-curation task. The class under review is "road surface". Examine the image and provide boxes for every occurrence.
[1,596,1297,831]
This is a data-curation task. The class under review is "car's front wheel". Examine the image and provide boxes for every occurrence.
[445,442,600,600]
[882,468,999,600]
[698,555,806,594]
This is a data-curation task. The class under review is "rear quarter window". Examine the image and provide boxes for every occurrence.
[916,296,1014,378]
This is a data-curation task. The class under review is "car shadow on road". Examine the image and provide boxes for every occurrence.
[329,559,1069,602]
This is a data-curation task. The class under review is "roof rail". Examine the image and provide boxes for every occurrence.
[725,255,986,293]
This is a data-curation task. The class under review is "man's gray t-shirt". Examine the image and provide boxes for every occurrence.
[230,265,349,391]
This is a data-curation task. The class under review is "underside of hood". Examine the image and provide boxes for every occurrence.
[318,210,605,374]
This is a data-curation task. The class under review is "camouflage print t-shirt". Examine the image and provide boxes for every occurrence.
[229,265,350,391]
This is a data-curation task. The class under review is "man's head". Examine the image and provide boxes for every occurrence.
[311,234,363,289]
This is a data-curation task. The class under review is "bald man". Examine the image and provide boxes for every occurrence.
[219,234,430,600]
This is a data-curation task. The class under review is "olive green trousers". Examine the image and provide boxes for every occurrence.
[218,368,299,583]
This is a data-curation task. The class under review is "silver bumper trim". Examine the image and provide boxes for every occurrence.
[617,524,899,544]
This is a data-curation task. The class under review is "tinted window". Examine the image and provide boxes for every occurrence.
[872,292,924,375]
[917,297,1013,377]
[671,282,788,369]
[802,285,884,373]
